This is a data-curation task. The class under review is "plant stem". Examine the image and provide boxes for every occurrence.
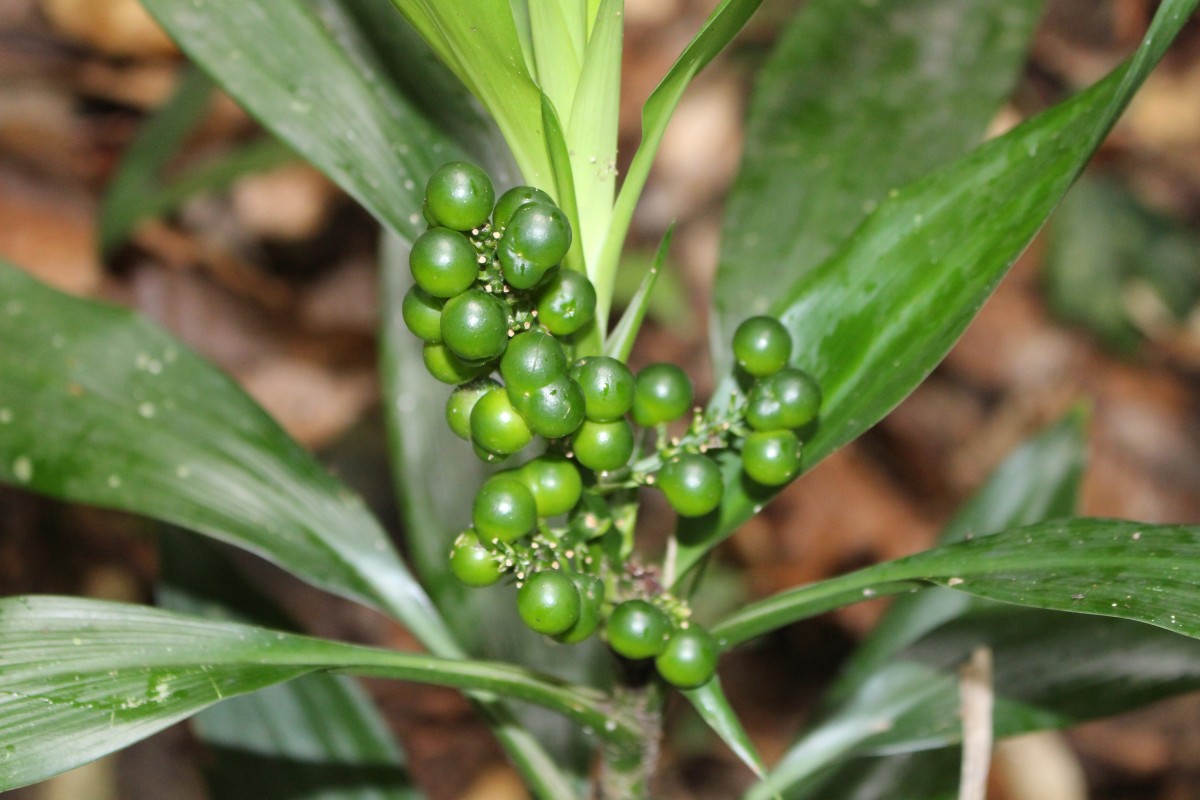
[596,665,665,799]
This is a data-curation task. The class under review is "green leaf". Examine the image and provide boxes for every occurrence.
[751,412,1086,796]
[158,534,421,800]
[98,67,214,256]
[530,0,583,123]
[603,224,675,362]
[0,596,639,793]
[683,679,768,782]
[711,0,1045,377]
[676,0,1198,578]
[592,0,763,330]
[566,0,622,275]
[829,409,1089,697]
[716,518,1200,648]
[385,0,554,188]
[0,260,454,655]
[755,608,1200,799]
[141,0,454,243]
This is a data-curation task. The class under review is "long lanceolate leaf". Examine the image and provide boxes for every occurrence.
[710,0,1045,377]
[0,596,639,793]
[140,0,453,244]
[0,261,451,655]
[159,534,422,800]
[677,0,1199,578]
[592,0,764,330]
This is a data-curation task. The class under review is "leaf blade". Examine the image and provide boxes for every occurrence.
[0,596,638,792]
[677,0,1199,577]
[0,260,454,655]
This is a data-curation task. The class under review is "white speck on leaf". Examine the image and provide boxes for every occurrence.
[947,577,964,587]
[138,402,156,419]
[13,456,32,483]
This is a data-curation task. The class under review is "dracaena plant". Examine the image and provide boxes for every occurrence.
[2,0,1200,798]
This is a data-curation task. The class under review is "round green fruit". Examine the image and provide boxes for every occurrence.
[741,430,801,486]
[535,270,596,336]
[470,388,532,455]
[519,455,583,517]
[500,329,568,395]
[745,367,821,431]
[606,600,670,660]
[517,571,581,636]
[515,376,586,440]
[422,343,490,385]
[492,185,554,230]
[441,289,509,362]
[472,476,537,542]
[555,574,605,644]
[401,285,444,343]
[424,161,495,231]
[499,202,571,277]
[572,419,634,473]
[655,625,718,688]
[409,227,478,298]
[445,379,500,440]
[571,356,634,422]
[732,316,792,378]
[657,454,723,517]
[632,363,694,427]
[448,530,505,587]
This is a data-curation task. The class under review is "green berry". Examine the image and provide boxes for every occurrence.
[445,379,500,440]
[657,454,723,517]
[519,455,583,518]
[741,430,800,486]
[571,356,635,422]
[746,367,821,431]
[518,571,581,636]
[401,285,444,343]
[448,529,505,587]
[498,202,571,287]
[493,186,554,230]
[655,625,718,688]
[500,329,568,396]
[472,476,537,542]
[732,316,792,378]
[423,343,490,385]
[606,600,670,659]
[572,419,634,472]
[555,574,605,644]
[425,162,495,231]
[441,289,509,362]
[470,388,532,455]
[632,363,693,427]
[515,376,586,440]
[535,270,596,336]
[409,228,479,298]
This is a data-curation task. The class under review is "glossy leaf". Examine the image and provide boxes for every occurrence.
[711,0,1045,376]
[0,261,454,653]
[676,0,1198,577]
[158,534,421,800]
[829,409,1088,698]
[592,0,763,331]
[716,518,1200,648]
[385,0,553,188]
[683,679,768,781]
[567,0,622,274]
[752,412,1086,796]
[0,596,638,792]
[141,0,452,244]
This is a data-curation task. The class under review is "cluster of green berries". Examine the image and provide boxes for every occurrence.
[403,163,821,690]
